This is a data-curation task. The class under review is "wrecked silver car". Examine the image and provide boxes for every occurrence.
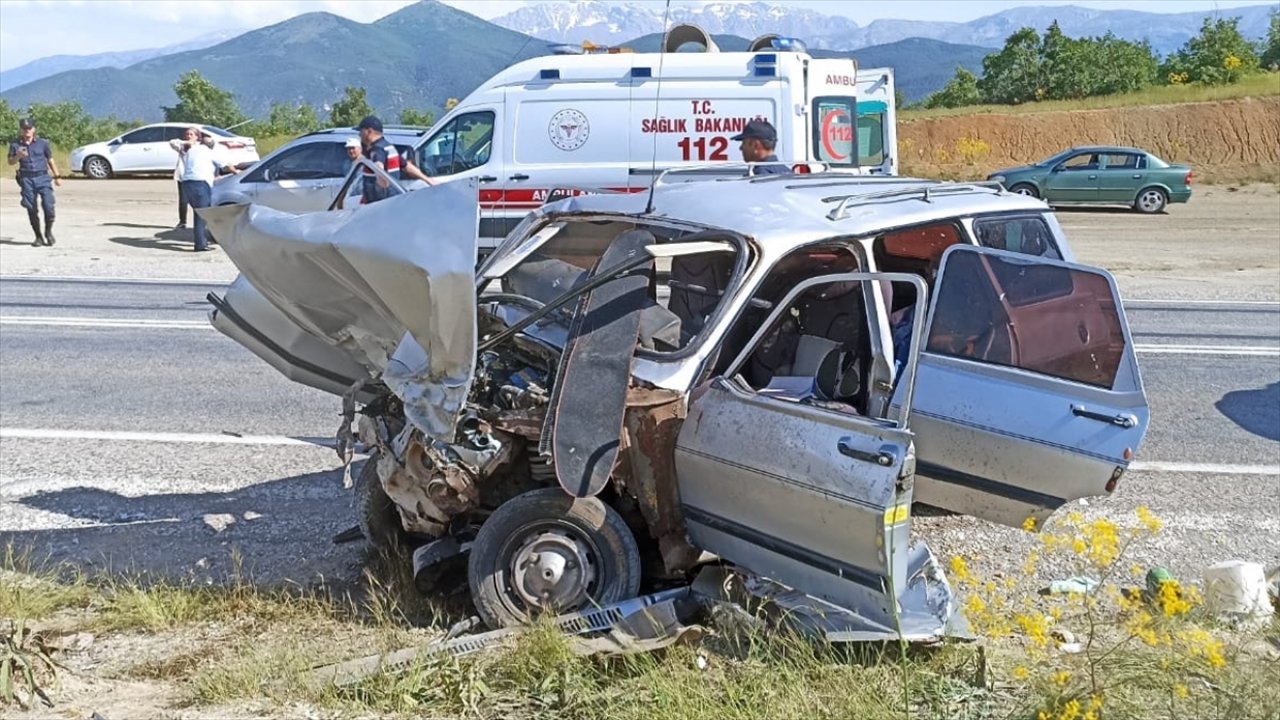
[202,172,1150,634]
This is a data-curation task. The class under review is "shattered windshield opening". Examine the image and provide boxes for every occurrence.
[491,219,746,356]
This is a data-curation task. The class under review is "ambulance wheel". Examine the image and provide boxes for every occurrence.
[84,156,112,180]
[468,488,642,629]
[354,451,409,549]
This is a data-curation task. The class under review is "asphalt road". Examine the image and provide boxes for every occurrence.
[1,277,1277,584]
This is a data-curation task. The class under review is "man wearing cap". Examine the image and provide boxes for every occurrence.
[7,118,61,246]
[731,119,792,176]
[344,136,362,166]
[356,116,401,204]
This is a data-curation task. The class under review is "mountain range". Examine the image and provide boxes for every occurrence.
[492,1,1276,55]
[0,1,1274,124]
[0,29,245,94]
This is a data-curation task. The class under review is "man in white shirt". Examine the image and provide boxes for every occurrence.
[172,126,237,251]
[173,132,214,229]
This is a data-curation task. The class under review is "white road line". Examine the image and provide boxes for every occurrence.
[0,428,333,447]
[0,315,212,330]
[1,428,1274,476]
[1126,298,1280,307]
[1131,461,1280,476]
[1134,344,1279,357]
[0,275,225,286]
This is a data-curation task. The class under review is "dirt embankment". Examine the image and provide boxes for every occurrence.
[899,96,1280,183]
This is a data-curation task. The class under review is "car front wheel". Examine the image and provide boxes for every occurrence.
[1009,183,1039,198]
[1134,187,1168,214]
[83,155,112,180]
[467,487,642,629]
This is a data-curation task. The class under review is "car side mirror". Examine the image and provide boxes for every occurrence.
[109,138,122,146]
[262,168,275,182]
[1051,165,1064,173]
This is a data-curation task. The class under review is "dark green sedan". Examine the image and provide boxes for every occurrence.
[987,146,1193,214]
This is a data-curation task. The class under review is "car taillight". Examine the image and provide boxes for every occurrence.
[221,141,246,150]
[1184,170,1193,186]
[792,163,811,174]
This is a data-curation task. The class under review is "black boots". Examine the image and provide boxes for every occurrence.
[28,215,54,246]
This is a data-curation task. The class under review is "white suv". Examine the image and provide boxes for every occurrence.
[70,122,258,179]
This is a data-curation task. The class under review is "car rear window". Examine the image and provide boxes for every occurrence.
[972,215,1061,260]
[926,249,1125,389]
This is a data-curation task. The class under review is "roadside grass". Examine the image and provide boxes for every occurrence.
[901,72,1280,121]
[5,509,1279,719]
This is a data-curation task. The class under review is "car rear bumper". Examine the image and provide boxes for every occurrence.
[1168,188,1192,203]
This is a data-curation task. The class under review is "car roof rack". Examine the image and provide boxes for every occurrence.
[824,181,1008,221]
[651,161,834,187]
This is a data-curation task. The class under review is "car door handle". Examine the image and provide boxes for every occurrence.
[1087,174,1097,179]
[837,438,896,467]
[1071,404,1138,429]
[509,173,530,181]
[478,175,498,183]
[1132,174,1143,179]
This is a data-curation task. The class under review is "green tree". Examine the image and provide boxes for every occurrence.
[0,99,19,141]
[263,101,321,135]
[1162,16,1261,84]
[925,67,983,109]
[22,101,132,149]
[977,27,1043,104]
[1261,10,1280,70]
[330,86,374,127]
[1091,34,1158,96]
[398,108,435,126]
[162,70,246,128]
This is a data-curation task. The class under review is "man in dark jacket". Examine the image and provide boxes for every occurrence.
[7,118,62,246]
[731,119,792,176]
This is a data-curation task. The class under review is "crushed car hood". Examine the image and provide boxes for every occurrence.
[200,183,479,437]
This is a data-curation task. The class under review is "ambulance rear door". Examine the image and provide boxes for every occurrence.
[805,57,859,170]
[855,68,896,175]
[628,52,794,181]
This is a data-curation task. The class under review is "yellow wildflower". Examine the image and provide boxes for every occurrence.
[1022,516,1038,532]
[1013,665,1030,680]
[1174,683,1190,699]
[1016,612,1051,648]
[1053,670,1072,686]
[1135,505,1163,534]
[1224,54,1243,71]
[949,556,970,583]
[1157,580,1192,617]
[1071,537,1088,555]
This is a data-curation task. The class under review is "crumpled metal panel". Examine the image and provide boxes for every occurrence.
[199,184,479,437]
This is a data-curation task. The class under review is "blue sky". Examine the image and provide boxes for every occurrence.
[1,0,1276,71]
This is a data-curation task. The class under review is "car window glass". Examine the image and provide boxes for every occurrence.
[811,96,856,167]
[248,142,345,181]
[1103,153,1142,170]
[972,215,1061,259]
[1060,153,1097,170]
[417,111,495,177]
[927,248,1125,389]
[162,126,188,142]
[857,111,885,167]
[122,127,165,143]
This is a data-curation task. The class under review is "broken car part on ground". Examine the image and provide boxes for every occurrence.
[200,169,1150,639]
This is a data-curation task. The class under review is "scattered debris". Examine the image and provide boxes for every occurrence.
[1203,560,1271,626]
[1040,576,1099,596]
[243,511,264,521]
[201,513,236,533]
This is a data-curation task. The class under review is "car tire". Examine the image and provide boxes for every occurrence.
[1134,187,1167,214]
[353,451,410,550]
[83,155,112,180]
[468,487,642,629]
[1009,183,1039,199]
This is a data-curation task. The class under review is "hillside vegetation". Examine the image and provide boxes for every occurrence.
[899,77,1280,184]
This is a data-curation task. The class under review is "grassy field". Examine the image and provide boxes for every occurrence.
[4,509,1278,719]
[901,73,1280,121]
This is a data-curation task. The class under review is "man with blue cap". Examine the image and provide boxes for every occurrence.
[7,117,61,246]
[731,119,792,176]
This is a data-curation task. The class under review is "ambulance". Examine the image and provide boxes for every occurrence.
[400,25,898,247]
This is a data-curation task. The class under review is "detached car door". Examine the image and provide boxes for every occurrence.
[897,245,1149,528]
[675,273,923,615]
